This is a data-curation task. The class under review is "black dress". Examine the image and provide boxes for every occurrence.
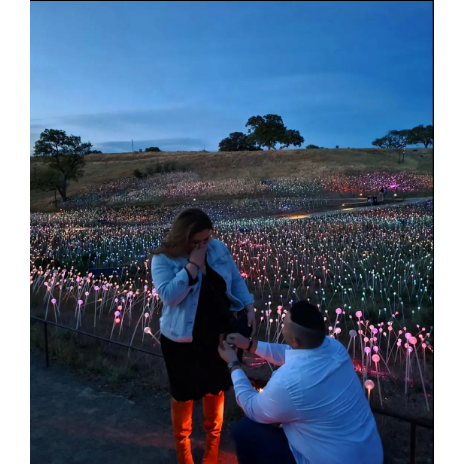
[160,261,251,402]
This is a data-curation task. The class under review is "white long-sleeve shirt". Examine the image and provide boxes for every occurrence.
[231,337,383,464]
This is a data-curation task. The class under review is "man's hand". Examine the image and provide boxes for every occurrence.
[225,333,250,350]
[218,339,239,364]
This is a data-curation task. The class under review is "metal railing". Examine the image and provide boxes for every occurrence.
[30,315,433,464]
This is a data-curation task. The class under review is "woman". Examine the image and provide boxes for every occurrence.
[151,208,256,464]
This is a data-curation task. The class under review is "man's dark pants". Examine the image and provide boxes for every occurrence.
[232,417,298,464]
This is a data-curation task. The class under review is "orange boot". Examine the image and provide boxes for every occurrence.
[171,398,195,464]
[201,391,225,464]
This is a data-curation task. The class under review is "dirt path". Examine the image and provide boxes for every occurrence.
[30,349,238,464]
[275,196,433,220]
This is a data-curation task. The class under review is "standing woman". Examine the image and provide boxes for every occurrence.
[151,209,256,464]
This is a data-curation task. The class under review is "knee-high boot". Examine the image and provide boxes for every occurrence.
[171,398,195,464]
[202,391,225,464]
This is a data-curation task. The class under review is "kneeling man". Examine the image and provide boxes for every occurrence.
[218,301,383,464]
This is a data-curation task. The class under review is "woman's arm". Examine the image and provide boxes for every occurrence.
[228,251,254,307]
[151,255,198,306]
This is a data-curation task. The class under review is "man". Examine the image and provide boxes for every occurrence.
[218,301,383,464]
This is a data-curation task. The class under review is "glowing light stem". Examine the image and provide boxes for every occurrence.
[422,345,426,373]
[412,345,430,411]
[404,349,410,396]
[94,296,98,328]
[374,361,383,408]
[130,312,143,346]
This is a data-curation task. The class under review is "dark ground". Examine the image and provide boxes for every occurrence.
[30,348,238,464]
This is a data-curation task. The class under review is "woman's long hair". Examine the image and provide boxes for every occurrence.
[151,208,213,259]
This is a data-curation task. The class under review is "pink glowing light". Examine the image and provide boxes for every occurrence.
[364,347,371,354]
[355,311,363,318]
[372,354,380,363]
[114,311,120,317]
[336,308,342,315]
[115,318,121,324]
[78,299,83,306]
[365,380,375,390]
[409,337,417,345]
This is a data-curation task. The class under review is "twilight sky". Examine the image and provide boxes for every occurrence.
[30,1,433,153]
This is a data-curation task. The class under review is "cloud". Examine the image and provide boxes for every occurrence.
[95,138,207,153]
[30,106,243,153]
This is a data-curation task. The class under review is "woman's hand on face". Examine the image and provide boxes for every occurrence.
[189,243,208,267]
[225,333,250,350]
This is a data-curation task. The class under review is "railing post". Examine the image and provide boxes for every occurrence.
[410,421,417,464]
[44,320,50,368]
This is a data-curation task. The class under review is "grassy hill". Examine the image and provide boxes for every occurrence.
[30,148,433,211]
